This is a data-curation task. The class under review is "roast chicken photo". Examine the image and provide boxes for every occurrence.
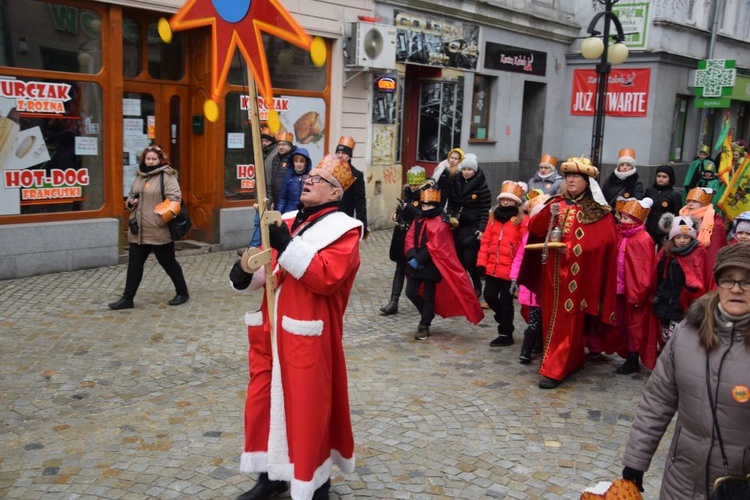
[293,110,323,144]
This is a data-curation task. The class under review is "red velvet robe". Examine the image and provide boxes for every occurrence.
[404,214,484,324]
[526,195,623,381]
[239,208,361,500]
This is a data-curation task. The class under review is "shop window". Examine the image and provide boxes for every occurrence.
[227,36,328,92]
[224,92,255,201]
[122,18,141,77]
[0,77,105,215]
[470,75,492,141]
[668,96,688,162]
[147,22,184,81]
[417,79,463,163]
[0,0,102,75]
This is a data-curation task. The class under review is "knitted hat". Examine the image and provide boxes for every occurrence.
[314,154,355,191]
[617,148,636,167]
[447,148,465,161]
[655,164,675,186]
[728,211,750,240]
[460,153,478,171]
[335,136,355,157]
[713,243,750,282]
[539,153,557,169]
[668,216,697,240]
[736,220,750,234]
[497,181,528,205]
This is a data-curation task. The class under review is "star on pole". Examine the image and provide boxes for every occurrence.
[158,0,326,126]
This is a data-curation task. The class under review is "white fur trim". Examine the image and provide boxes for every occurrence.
[281,316,324,336]
[497,193,522,205]
[618,155,636,167]
[267,284,292,480]
[240,451,267,473]
[278,212,362,279]
[245,310,264,326]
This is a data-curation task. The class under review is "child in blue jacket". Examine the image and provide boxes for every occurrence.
[276,147,312,214]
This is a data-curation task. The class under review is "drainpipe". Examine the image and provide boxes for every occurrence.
[697,0,723,152]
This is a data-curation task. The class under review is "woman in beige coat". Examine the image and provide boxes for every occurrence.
[621,243,750,499]
[109,145,189,309]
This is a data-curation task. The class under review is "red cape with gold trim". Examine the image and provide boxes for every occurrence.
[405,215,484,324]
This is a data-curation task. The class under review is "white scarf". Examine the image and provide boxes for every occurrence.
[613,168,637,181]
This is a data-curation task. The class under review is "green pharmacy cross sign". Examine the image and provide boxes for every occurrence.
[695,59,736,108]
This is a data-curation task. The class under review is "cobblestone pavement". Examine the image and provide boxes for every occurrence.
[0,230,672,499]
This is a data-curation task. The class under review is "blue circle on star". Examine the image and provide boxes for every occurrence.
[212,0,250,23]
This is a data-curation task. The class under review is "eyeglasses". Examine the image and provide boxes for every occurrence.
[302,174,336,187]
[717,278,750,291]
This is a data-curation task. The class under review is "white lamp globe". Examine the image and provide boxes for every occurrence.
[581,37,604,59]
[608,42,629,64]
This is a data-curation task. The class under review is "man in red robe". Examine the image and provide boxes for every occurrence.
[524,156,622,389]
[229,155,361,500]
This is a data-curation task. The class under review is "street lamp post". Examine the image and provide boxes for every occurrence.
[580,0,629,168]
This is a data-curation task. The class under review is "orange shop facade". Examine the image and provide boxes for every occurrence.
[0,0,345,279]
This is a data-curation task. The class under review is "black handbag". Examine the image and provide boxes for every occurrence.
[706,349,750,500]
[160,172,192,241]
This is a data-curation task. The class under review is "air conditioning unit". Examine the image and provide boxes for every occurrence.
[346,22,397,70]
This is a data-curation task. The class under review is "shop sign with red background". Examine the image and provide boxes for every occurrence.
[570,68,651,117]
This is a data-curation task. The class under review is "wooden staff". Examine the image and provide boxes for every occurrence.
[241,74,281,339]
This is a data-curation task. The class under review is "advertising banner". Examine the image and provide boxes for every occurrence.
[570,68,650,117]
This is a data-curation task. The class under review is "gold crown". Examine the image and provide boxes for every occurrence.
[560,156,599,178]
[315,154,355,191]
[260,126,272,136]
[338,136,356,150]
[275,130,294,143]
[539,153,557,167]
[686,187,713,206]
[618,148,636,160]
[526,188,544,200]
[700,144,710,154]
[616,198,651,223]
[420,187,441,203]
[500,181,526,200]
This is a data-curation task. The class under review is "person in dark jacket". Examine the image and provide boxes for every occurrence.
[431,147,464,208]
[336,136,368,237]
[644,164,683,248]
[380,166,426,316]
[276,147,312,214]
[446,153,492,296]
[622,244,750,499]
[249,127,280,248]
[601,148,645,206]
[269,130,296,208]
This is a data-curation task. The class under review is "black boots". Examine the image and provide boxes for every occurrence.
[380,296,399,315]
[489,325,513,347]
[312,480,331,500]
[519,328,542,364]
[168,294,190,306]
[236,473,288,500]
[538,376,562,389]
[415,324,430,340]
[108,297,134,310]
[617,352,640,375]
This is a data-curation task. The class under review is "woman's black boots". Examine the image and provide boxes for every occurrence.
[616,352,640,374]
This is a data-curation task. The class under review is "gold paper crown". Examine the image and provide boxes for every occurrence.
[338,136,356,150]
[275,130,294,143]
[615,198,652,223]
[406,166,426,185]
[260,126,272,136]
[500,181,526,200]
[560,156,599,178]
[316,154,355,191]
[527,188,543,200]
[700,161,716,173]
[539,153,557,167]
[618,148,636,160]
[686,187,713,206]
[420,187,441,203]
[700,144,710,154]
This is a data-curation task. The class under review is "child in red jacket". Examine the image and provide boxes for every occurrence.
[477,181,528,347]
[613,197,657,374]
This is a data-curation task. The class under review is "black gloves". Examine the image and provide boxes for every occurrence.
[229,259,253,290]
[268,223,292,256]
[622,466,644,492]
